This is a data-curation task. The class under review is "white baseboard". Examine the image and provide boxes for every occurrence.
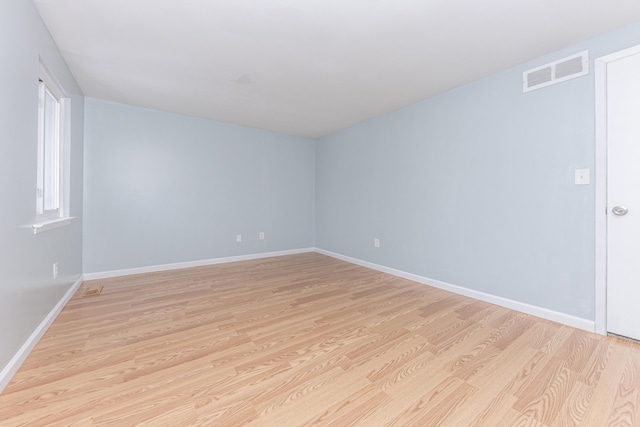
[0,275,84,393]
[83,248,316,281]
[315,248,595,333]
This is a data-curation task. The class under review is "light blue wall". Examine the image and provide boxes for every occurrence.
[83,98,315,273]
[316,22,640,321]
[0,1,84,375]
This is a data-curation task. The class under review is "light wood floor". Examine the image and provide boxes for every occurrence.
[1,253,639,426]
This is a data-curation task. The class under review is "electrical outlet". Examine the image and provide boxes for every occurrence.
[259,232,265,240]
[374,238,380,248]
[575,168,589,185]
[53,262,59,279]
[236,234,242,242]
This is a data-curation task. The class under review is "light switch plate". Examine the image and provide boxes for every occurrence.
[575,169,589,185]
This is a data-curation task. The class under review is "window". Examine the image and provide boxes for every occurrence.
[34,64,71,233]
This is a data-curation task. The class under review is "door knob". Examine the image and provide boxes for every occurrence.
[612,206,629,216]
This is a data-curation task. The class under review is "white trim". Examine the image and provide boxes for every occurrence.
[315,248,595,332]
[0,275,83,393]
[593,44,640,336]
[32,216,73,234]
[594,56,608,335]
[39,62,67,98]
[595,44,640,64]
[83,248,316,281]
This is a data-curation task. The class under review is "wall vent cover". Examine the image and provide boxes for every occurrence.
[523,51,589,92]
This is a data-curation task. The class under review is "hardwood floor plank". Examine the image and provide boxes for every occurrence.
[606,346,640,427]
[499,408,550,427]
[550,381,593,427]
[468,391,519,427]
[246,368,372,427]
[463,326,540,389]
[299,383,390,426]
[1,253,639,425]
[381,376,474,426]
[555,330,601,373]
[512,357,578,425]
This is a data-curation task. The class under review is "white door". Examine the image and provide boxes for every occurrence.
[606,52,640,340]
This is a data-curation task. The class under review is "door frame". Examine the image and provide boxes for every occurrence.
[594,44,640,335]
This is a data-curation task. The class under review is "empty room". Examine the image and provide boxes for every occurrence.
[3,0,640,425]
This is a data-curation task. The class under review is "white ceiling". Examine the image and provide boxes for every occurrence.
[33,0,640,138]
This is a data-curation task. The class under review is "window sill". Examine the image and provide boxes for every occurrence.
[32,217,74,234]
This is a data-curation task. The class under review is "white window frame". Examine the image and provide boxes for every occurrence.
[33,63,72,234]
